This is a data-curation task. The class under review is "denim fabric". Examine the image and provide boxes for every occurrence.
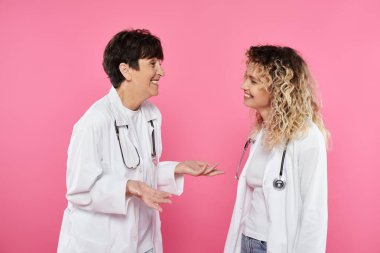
[241,234,267,253]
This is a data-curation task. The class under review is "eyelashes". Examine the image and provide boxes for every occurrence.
[243,73,258,84]
[149,60,163,68]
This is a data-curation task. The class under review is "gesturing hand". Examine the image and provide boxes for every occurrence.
[126,180,172,212]
[175,160,224,177]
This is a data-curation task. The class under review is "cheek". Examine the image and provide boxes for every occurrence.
[262,91,271,104]
[256,89,270,103]
[248,87,256,95]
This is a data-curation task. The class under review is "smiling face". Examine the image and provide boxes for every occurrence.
[241,63,271,110]
[127,57,165,100]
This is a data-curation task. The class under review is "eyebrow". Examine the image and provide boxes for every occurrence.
[148,58,162,64]
[246,74,258,82]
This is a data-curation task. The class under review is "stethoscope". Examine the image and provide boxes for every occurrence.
[114,120,158,170]
[235,138,288,191]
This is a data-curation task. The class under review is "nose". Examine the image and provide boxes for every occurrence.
[241,78,249,90]
[157,62,165,77]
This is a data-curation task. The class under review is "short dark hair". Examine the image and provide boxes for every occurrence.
[246,45,305,84]
[102,29,164,88]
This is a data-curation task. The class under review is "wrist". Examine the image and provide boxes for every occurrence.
[175,163,185,175]
[126,180,139,197]
[125,180,132,196]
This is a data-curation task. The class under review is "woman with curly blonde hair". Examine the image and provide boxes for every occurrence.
[225,45,329,253]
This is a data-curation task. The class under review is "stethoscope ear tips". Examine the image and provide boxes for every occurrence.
[273,178,286,191]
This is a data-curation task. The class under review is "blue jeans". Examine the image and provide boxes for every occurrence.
[241,234,267,253]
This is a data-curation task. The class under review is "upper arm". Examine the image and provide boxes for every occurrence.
[298,140,327,201]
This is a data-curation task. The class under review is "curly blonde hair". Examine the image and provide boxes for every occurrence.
[246,45,329,149]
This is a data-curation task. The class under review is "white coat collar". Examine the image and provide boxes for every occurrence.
[107,88,159,126]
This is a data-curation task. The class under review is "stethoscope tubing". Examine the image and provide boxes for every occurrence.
[236,137,288,190]
[114,119,157,170]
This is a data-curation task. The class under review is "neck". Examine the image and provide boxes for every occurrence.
[258,107,271,124]
[116,82,144,111]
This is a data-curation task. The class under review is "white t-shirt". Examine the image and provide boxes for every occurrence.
[244,130,271,241]
[123,106,153,253]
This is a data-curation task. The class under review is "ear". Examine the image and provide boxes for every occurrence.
[119,63,132,81]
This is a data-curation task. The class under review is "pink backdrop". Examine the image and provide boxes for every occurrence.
[1,0,379,252]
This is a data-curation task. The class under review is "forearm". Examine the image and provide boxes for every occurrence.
[157,161,184,195]
[295,143,328,252]
[67,174,129,215]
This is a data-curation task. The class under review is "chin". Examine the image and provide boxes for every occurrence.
[150,91,159,97]
[243,100,255,108]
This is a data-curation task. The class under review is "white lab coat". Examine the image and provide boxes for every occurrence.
[57,88,184,253]
[224,122,327,253]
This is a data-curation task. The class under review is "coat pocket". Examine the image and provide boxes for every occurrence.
[66,234,110,253]
[67,208,111,252]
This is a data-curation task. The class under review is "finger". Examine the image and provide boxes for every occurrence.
[202,163,219,174]
[146,200,163,212]
[210,163,219,169]
[195,163,209,176]
[203,164,218,175]
[153,203,163,212]
[206,169,225,176]
[153,191,172,204]
[155,198,172,204]
[155,190,172,198]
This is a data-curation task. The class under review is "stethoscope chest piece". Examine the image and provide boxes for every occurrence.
[273,177,286,191]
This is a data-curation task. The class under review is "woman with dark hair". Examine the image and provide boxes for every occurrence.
[57,29,222,253]
[225,45,329,253]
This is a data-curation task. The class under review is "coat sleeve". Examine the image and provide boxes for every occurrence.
[65,119,129,215]
[294,137,328,253]
[157,161,184,195]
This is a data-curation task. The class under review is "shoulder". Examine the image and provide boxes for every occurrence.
[74,95,112,132]
[294,122,326,150]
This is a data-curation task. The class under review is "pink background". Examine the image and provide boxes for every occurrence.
[1,0,379,252]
